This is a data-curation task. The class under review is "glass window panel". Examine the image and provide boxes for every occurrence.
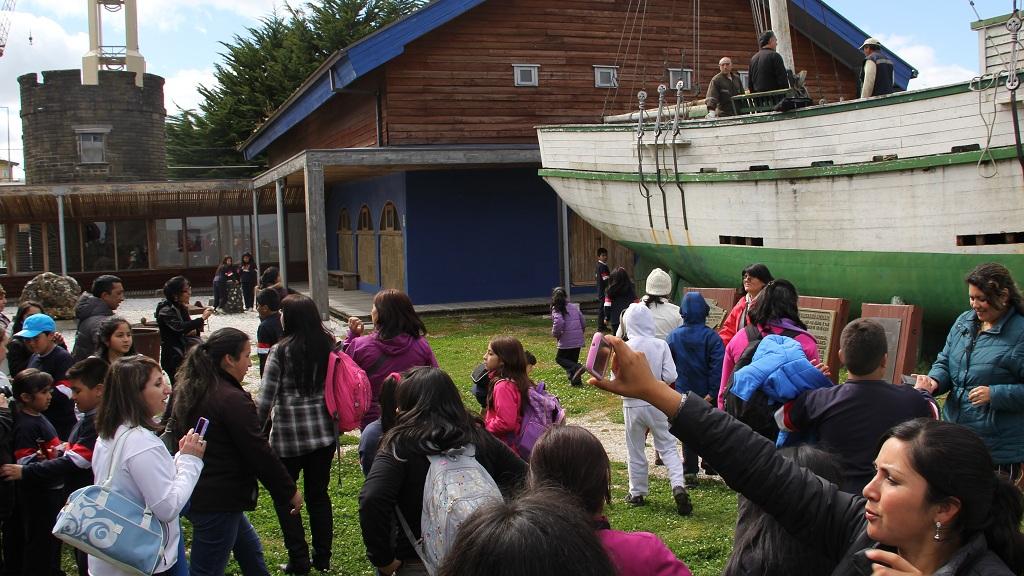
[220,215,253,261]
[155,218,184,268]
[287,212,307,263]
[186,216,220,268]
[46,224,61,273]
[78,133,105,163]
[64,223,82,273]
[16,223,44,273]
[116,221,149,270]
[81,221,115,271]
[0,225,7,273]
[257,214,279,263]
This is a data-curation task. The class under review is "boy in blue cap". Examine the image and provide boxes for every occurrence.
[16,314,76,440]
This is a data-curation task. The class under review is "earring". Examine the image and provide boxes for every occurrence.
[934,521,943,542]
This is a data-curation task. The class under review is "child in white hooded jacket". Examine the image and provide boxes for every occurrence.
[619,303,693,515]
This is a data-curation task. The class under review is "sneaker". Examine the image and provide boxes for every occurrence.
[624,494,646,507]
[673,486,693,516]
[684,473,699,487]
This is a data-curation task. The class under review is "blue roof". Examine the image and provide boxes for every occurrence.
[243,0,916,160]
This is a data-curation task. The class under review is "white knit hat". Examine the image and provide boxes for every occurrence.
[645,268,672,296]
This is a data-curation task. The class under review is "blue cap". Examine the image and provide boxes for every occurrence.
[15,313,56,339]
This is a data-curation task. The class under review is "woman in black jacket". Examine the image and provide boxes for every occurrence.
[590,335,1024,576]
[359,366,526,576]
[156,276,212,386]
[171,328,302,576]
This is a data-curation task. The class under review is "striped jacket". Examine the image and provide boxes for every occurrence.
[257,344,337,458]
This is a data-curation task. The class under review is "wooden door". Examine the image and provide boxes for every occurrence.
[356,205,378,286]
[378,202,405,290]
[569,210,635,285]
[338,209,355,271]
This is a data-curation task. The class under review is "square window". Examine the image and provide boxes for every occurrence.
[513,64,539,87]
[78,133,105,164]
[667,68,694,91]
[594,66,618,88]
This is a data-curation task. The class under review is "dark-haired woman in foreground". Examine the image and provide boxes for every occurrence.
[592,335,1024,575]
[358,366,525,576]
[345,289,438,429]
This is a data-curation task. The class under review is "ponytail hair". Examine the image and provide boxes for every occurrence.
[551,287,568,315]
[12,368,53,414]
[881,418,1024,572]
[171,328,250,430]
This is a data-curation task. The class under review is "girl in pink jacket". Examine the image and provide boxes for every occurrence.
[483,336,531,456]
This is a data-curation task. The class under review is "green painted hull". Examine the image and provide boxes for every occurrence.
[626,242,1024,326]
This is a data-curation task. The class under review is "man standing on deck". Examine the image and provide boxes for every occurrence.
[706,57,746,117]
[749,30,789,93]
[596,247,611,331]
[858,37,896,98]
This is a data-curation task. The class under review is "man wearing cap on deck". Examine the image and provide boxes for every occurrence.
[749,30,789,93]
[859,37,896,98]
[706,57,746,117]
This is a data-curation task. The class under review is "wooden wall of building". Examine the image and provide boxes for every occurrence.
[265,0,862,156]
[267,72,382,167]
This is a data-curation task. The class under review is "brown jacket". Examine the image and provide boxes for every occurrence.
[177,370,297,512]
[706,72,745,116]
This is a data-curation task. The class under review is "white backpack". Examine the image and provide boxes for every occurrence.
[396,444,501,575]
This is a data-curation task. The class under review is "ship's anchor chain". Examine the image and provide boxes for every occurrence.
[653,84,671,230]
[670,80,690,231]
[1005,11,1024,179]
[636,90,655,229]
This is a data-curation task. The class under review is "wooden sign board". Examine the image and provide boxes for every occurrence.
[861,303,923,383]
[684,287,741,330]
[797,296,849,383]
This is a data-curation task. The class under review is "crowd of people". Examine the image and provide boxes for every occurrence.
[0,255,1021,576]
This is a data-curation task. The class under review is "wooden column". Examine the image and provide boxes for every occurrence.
[275,178,288,288]
[768,0,795,72]
[303,158,329,320]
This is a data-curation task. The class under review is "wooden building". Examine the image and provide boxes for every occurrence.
[241,0,915,311]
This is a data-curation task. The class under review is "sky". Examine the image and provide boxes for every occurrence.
[0,0,1016,179]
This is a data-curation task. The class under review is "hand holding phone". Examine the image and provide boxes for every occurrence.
[584,332,614,380]
[195,417,210,438]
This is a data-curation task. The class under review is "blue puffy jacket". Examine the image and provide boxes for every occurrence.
[929,308,1024,464]
[666,292,725,398]
[730,335,833,446]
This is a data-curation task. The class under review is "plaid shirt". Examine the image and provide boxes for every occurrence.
[257,345,337,458]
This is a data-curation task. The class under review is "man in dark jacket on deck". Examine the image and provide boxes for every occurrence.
[71,275,124,360]
[749,30,789,93]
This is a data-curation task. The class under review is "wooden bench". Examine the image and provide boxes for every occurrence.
[328,270,359,290]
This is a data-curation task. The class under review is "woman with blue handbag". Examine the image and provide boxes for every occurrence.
[91,355,206,576]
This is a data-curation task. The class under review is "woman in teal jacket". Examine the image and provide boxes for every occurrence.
[919,263,1024,484]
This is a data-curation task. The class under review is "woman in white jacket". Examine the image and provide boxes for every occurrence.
[91,354,206,576]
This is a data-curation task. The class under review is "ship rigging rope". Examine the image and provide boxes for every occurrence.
[971,73,1001,178]
[602,0,640,119]
[750,0,769,38]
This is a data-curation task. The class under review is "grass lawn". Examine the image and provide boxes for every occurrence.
[61,311,778,575]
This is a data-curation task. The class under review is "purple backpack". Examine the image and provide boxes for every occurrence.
[514,381,565,460]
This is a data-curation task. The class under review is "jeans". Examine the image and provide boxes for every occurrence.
[186,511,268,576]
[274,443,335,570]
[554,347,583,380]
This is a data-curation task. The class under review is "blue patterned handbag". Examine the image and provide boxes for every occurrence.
[52,427,167,576]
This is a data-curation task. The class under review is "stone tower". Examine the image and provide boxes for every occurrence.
[19,69,167,184]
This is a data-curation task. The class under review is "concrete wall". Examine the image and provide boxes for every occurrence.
[19,69,167,184]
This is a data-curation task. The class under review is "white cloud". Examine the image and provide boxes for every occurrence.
[163,68,217,113]
[878,34,978,89]
[0,11,90,179]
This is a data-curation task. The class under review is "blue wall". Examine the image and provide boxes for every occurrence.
[325,172,407,292]
[405,169,560,304]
